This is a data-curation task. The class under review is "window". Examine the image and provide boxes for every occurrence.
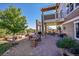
[75,23,79,38]
[70,3,74,12]
[66,3,74,14]
[60,10,62,18]
[66,4,70,14]
[60,10,65,18]
[75,3,79,7]
[74,21,79,40]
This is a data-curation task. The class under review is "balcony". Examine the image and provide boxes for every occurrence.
[43,12,64,23]
[44,14,56,20]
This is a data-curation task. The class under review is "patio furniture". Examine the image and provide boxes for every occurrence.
[59,33,67,38]
[29,35,33,40]
[37,32,42,42]
[30,35,38,47]
[31,35,38,47]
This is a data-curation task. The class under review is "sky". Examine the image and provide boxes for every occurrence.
[0,3,55,29]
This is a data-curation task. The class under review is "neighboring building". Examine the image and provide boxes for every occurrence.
[36,3,79,40]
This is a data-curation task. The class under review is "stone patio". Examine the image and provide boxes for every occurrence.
[3,35,62,56]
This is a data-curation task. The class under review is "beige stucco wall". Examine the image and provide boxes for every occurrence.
[63,21,74,39]
[63,19,79,39]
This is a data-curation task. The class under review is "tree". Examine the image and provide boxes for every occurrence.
[0,6,27,42]
[26,28,35,34]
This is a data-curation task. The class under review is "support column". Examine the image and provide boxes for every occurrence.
[39,25,41,32]
[45,23,48,37]
[41,11,44,35]
[36,20,38,33]
[56,6,58,18]
[45,23,47,34]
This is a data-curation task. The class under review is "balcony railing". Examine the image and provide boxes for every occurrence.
[44,14,56,20]
[43,12,65,21]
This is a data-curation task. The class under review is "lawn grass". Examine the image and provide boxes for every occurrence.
[0,43,10,55]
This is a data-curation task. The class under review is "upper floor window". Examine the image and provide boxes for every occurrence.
[67,8,69,14]
[66,3,74,14]
[75,3,79,7]
[60,10,62,18]
[61,10,65,18]
[70,3,74,12]
[66,4,70,14]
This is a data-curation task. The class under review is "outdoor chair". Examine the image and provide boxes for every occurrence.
[37,32,42,42]
[31,35,38,47]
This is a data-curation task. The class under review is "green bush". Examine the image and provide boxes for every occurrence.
[0,43,10,55]
[69,43,79,55]
[56,37,76,49]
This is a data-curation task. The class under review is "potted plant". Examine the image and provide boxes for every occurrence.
[56,37,76,56]
[57,26,62,34]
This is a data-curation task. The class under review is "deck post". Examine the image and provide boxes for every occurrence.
[36,20,38,33]
[45,23,47,37]
[41,11,44,35]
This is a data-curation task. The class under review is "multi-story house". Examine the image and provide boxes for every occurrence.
[62,3,79,40]
[36,3,79,40]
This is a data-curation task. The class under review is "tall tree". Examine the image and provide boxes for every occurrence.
[0,6,27,41]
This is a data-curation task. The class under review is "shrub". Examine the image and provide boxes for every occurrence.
[0,43,10,55]
[56,37,76,49]
[69,43,79,55]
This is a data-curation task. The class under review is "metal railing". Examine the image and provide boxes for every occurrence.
[43,12,66,20]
